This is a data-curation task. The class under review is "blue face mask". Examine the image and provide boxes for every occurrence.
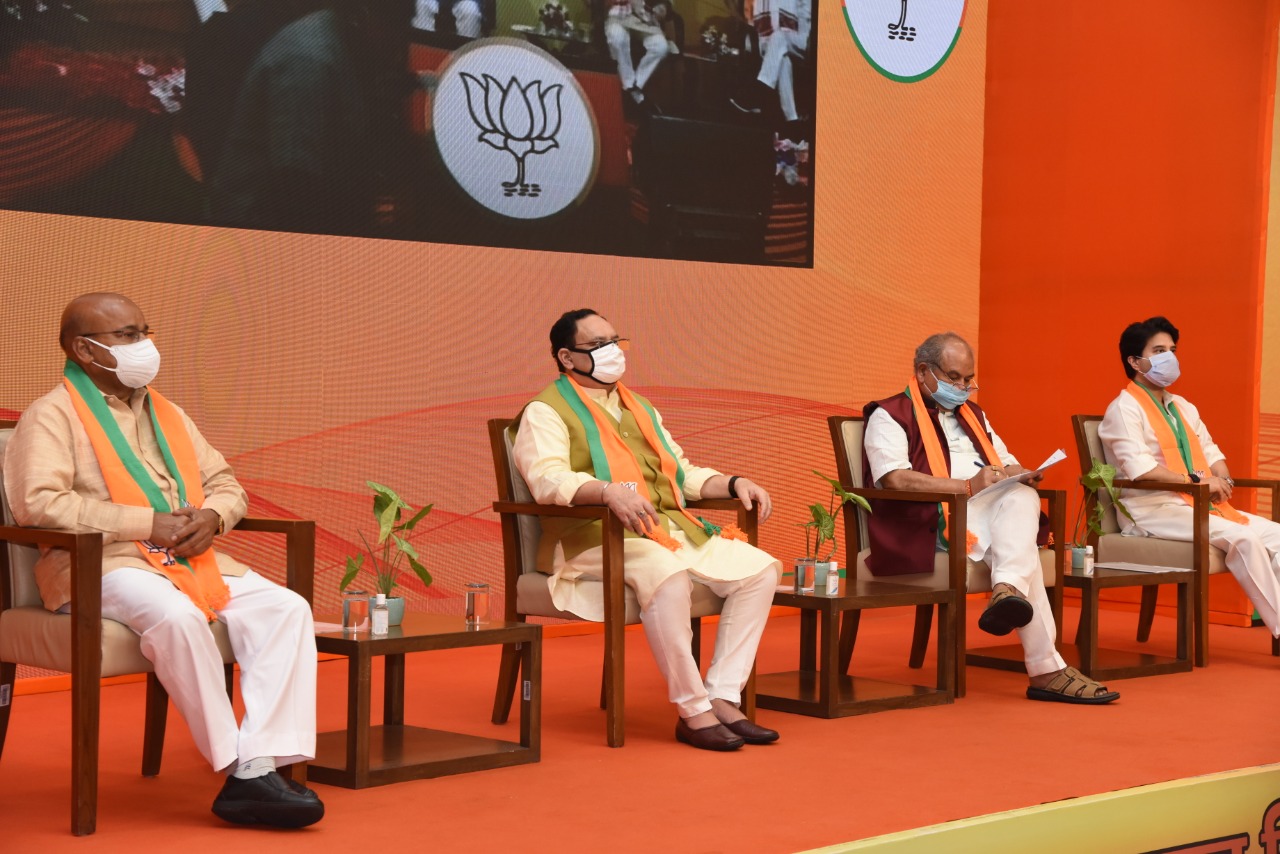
[928,368,970,410]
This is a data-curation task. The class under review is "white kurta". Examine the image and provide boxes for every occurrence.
[512,384,781,716]
[864,405,1066,676]
[1099,390,1280,636]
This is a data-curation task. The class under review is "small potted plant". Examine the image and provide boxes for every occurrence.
[798,471,872,592]
[339,481,433,626]
[1071,459,1133,569]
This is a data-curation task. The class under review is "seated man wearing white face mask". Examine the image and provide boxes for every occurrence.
[864,332,1119,704]
[1099,315,1280,639]
[512,308,782,751]
[3,293,324,828]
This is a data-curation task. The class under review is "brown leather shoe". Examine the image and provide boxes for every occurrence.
[675,718,745,751]
[723,718,779,744]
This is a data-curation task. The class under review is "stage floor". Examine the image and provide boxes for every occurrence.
[3,603,1279,851]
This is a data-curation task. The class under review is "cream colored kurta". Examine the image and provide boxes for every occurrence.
[513,385,777,621]
[3,384,250,611]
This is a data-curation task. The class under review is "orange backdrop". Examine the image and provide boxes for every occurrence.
[979,0,1280,624]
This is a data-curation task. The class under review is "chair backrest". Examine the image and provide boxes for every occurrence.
[1070,414,1120,536]
[827,415,870,553]
[488,418,542,575]
[0,426,43,609]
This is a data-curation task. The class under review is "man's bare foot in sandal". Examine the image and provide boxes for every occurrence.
[1027,666,1120,705]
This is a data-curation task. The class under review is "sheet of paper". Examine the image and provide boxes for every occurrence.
[970,448,1066,500]
[1093,561,1192,574]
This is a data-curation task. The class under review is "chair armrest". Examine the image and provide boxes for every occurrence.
[1113,480,1211,501]
[229,517,315,606]
[851,487,963,506]
[1227,479,1280,522]
[0,524,93,551]
[492,501,611,520]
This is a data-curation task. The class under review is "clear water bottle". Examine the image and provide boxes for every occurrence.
[371,593,390,635]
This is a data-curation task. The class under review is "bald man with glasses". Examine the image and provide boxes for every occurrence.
[861,332,1119,705]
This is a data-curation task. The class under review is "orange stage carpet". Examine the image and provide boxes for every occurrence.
[3,604,1279,852]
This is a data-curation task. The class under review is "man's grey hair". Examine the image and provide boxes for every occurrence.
[913,332,971,369]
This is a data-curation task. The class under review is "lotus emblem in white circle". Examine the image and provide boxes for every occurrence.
[844,0,967,82]
[434,39,599,219]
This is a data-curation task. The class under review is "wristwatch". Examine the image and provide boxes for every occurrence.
[1187,471,1201,484]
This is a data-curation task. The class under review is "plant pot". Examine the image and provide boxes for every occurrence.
[1071,546,1087,570]
[814,561,840,595]
[369,595,406,626]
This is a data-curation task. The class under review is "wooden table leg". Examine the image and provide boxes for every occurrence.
[819,606,839,716]
[1080,581,1099,677]
[384,652,406,726]
[799,610,817,672]
[1176,578,1191,665]
[347,647,372,787]
[521,638,542,755]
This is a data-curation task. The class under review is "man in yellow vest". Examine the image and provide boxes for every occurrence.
[1099,315,1280,639]
[512,308,782,750]
[3,293,323,828]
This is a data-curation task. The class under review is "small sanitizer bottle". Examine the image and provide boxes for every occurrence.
[371,594,390,635]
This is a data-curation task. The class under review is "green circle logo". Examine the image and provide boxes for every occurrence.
[843,0,966,82]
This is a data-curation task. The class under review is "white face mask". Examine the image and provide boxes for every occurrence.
[83,337,161,388]
[575,342,627,384]
[1141,350,1180,388]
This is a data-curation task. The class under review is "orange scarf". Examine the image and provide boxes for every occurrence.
[908,376,1000,552]
[64,362,230,620]
[1123,382,1248,525]
[554,374,746,550]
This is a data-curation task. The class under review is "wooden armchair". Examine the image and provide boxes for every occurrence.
[487,417,757,747]
[1072,414,1280,665]
[0,423,315,836]
[828,415,1066,698]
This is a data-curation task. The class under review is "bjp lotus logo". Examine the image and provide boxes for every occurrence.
[434,39,598,220]
[461,73,563,198]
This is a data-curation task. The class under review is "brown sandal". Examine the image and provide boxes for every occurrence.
[1026,666,1120,705]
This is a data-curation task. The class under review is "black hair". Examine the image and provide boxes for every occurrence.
[549,309,600,372]
[1118,316,1179,379]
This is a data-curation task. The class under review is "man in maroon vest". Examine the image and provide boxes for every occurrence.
[862,332,1118,704]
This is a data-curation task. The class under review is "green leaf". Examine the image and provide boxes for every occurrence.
[813,469,871,512]
[407,554,434,588]
[339,554,363,591]
[393,534,420,562]
[401,503,433,532]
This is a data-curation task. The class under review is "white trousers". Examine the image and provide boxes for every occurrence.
[605,15,668,92]
[757,30,805,121]
[101,568,317,772]
[414,0,482,37]
[640,567,779,717]
[1127,506,1280,636]
[969,484,1066,677]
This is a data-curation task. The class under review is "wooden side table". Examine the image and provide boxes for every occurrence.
[1064,565,1192,680]
[755,578,956,718]
[308,613,541,789]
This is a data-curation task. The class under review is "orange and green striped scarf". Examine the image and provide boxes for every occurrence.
[1124,382,1248,525]
[907,375,999,552]
[553,374,746,550]
[63,361,230,620]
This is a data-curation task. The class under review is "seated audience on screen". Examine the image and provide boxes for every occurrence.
[207,0,418,235]
[732,0,810,123]
[863,332,1119,704]
[2,293,324,828]
[604,0,679,110]
[413,0,482,37]
[512,309,782,750]
[1098,316,1280,639]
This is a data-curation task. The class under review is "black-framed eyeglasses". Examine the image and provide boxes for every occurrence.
[568,338,630,354]
[81,328,154,344]
[930,364,978,392]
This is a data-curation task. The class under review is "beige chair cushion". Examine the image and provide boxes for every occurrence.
[500,428,543,578]
[856,548,1058,591]
[515,572,725,624]
[1097,532,1228,574]
[0,606,234,677]
[0,428,236,678]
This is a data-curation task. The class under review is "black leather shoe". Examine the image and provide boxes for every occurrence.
[675,718,744,751]
[212,771,325,828]
[723,718,779,744]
